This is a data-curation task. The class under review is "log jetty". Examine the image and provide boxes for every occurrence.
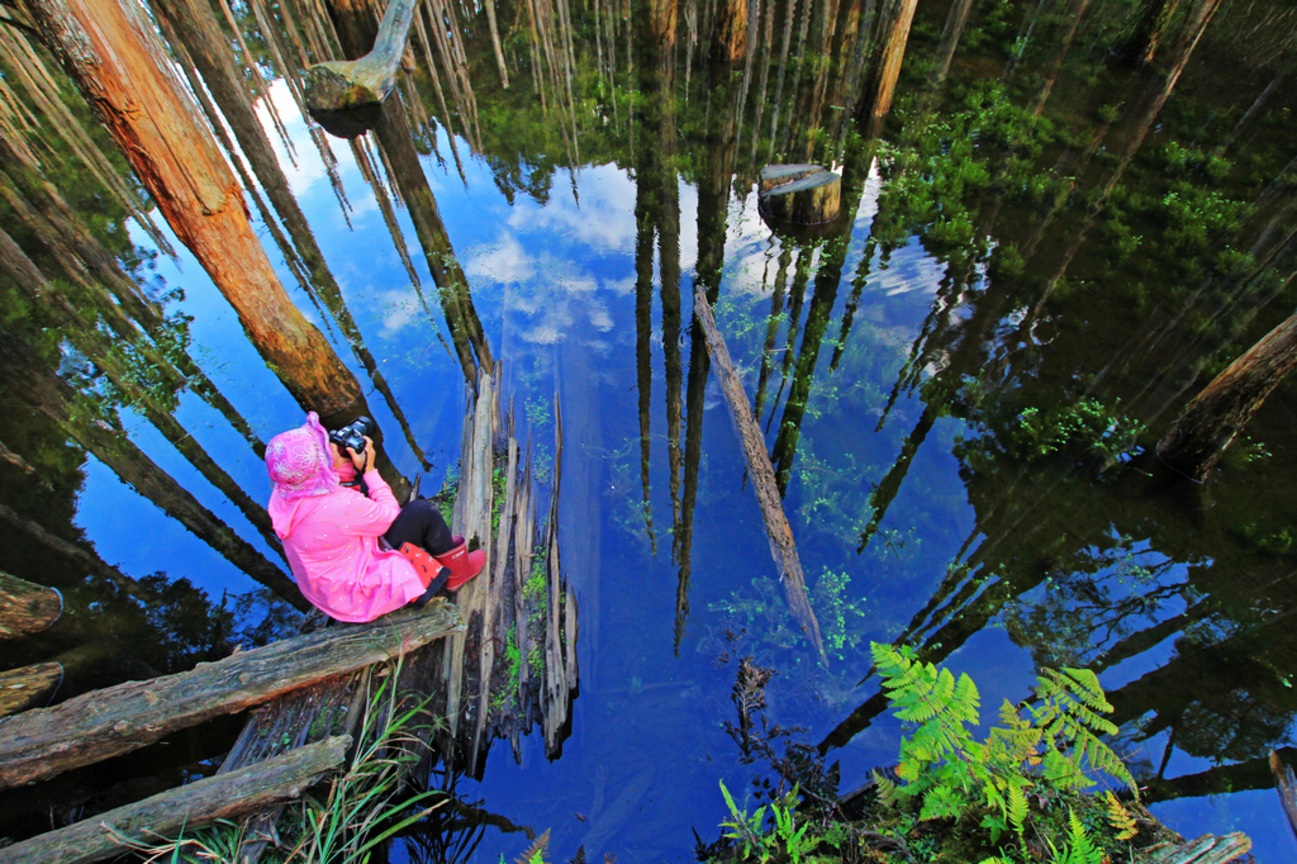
[0,364,578,861]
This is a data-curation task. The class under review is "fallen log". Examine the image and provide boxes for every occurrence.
[0,570,63,638]
[0,602,461,790]
[692,287,827,663]
[304,0,417,132]
[1143,832,1252,864]
[0,661,62,718]
[0,734,351,864]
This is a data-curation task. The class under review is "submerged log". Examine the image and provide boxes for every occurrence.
[759,164,842,226]
[0,603,462,790]
[691,288,827,663]
[1271,750,1297,842]
[0,662,63,718]
[0,571,63,639]
[0,735,351,864]
[305,0,418,117]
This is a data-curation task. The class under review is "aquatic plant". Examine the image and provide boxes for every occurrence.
[702,645,1159,863]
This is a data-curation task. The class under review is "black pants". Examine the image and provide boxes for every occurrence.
[383,499,455,556]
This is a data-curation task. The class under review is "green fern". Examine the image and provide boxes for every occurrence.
[871,642,1138,838]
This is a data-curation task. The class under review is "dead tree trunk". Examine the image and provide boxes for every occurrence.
[692,289,827,663]
[0,603,460,789]
[1158,312,1297,481]
[25,0,365,423]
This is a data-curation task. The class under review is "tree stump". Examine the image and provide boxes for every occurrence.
[304,0,418,137]
[759,164,842,226]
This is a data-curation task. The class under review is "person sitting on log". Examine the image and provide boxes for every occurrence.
[264,412,484,621]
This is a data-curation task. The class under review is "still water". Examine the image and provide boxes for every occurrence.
[2,0,1296,858]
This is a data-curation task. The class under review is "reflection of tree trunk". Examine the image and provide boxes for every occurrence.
[27,0,364,422]
[771,239,847,494]
[0,148,264,456]
[1214,58,1291,158]
[1114,0,1183,66]
[634,176,659,555]
[1027,0,1092,117]
[0,228,286,556]
[930,0,974,88]
[374,99,493,381]
[854,0,919,138]
[0,334,306,611]
[1158,312,1297,481]
[0,502,154,600]
[754,246,792,419]
[712,0,747,60]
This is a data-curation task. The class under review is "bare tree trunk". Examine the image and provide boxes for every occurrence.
[26,0,364,423]
[1158,312,1297,481]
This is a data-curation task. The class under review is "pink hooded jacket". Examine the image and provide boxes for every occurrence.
[269,469,425,622]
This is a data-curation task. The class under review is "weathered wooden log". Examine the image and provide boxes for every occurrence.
[215,673,365,863]
[0,571,63,639]
[759,165,842,226]
[691,288,827,663]
[0,735,351,864]
[305,0,417,116]
[1143,832,1252,864]
[0,662,63,718]
[25,0,365,421]
[0,603,462,790]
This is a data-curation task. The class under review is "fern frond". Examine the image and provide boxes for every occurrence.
[1007,783,1029,838]
[1066,808,1103,864]
[1103,791,1138,841]
[516,828,551,864]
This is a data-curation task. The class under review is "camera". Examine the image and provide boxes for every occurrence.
[328,416,376,455]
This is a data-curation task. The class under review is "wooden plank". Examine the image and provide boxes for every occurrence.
[691,287,826,663]
[1271,750,1297,842]
[0,602,461,789]
[0,735,351,864]
[0,661,62,718]
[0,571,63,639]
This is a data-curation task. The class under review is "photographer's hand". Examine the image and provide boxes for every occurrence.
[351,436,377,474]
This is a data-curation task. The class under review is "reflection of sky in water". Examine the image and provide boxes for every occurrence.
[61,77,1284,861]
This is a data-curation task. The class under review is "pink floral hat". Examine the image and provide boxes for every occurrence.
[265,412,340,500]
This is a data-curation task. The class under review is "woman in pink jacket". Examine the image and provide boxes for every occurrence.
[264,412,483,622]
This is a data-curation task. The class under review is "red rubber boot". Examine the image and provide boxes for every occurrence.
[434,535,485,591]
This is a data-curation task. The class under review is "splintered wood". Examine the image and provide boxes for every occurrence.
[425,365,577,773]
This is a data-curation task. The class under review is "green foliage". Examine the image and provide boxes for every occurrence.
[872,643,1135,830]
[955,397,1145,473]
[705,650,1152,864]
